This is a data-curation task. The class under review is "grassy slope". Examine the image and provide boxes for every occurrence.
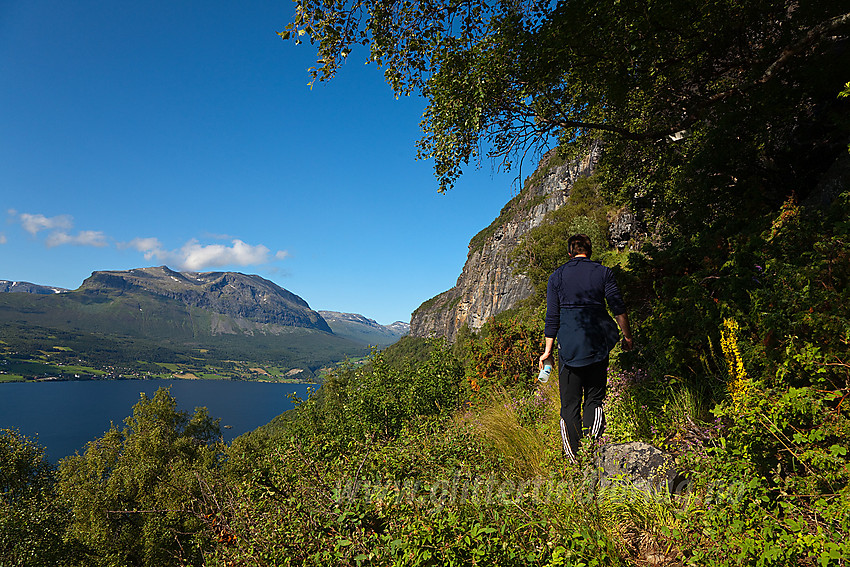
[0,290,369,380]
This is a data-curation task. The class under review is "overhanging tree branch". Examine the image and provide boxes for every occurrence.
[280,0,850,191]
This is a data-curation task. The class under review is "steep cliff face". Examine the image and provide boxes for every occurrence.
[410,145,601,341]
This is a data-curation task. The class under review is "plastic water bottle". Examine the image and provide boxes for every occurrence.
[537,363,553,383]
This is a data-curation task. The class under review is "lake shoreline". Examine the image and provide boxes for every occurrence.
[0,379,314,463]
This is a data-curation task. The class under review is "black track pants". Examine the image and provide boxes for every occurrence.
[559,357,608,460]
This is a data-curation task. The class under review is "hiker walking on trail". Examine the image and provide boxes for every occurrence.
[539,234,633,460]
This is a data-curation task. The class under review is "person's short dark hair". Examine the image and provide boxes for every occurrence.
[568,234,592,257]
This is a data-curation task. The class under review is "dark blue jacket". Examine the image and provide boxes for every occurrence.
[544,257,625,367]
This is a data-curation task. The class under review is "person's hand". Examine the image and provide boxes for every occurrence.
[539,352,554,370]
[622,337,634,351]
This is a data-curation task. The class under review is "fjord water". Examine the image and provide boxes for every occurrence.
[0,380,313,462]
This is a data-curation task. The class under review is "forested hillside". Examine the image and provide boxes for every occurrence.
[2,1,849,565]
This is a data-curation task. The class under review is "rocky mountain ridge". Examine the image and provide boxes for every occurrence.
[1,270,409,345]
[410,145,602,341]
[319,311,409,333]
[0,268,372,381]
[384,321,411,335]
[79,266,332,333]
[0,280,68,294]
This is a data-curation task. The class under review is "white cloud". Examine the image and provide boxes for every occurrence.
[46,230,108,248]
[179,239,272,270]
[122,237,164,258]
[122,237,288,271]
[11,212,108,248]
[0,233,6,245]
[19,213,73,235]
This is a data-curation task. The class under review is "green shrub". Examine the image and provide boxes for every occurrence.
[294,340,464,449]
[467,317,542,395]
[57,388,223,567]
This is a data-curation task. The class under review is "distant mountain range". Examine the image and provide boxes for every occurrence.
[319,311,408,347]
[0,280,69,294]
[0,267,407,380]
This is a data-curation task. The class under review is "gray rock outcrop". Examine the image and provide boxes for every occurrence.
[597,441,688,493]
[608,208,638,251]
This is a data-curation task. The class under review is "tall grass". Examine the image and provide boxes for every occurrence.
[599,482,697,562]
[461,368,707,565]
[464,381,562,478]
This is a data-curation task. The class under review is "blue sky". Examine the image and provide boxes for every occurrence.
[0,0,526,325]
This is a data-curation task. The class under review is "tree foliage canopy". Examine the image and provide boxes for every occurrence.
[58,388,223,567]
[281,0,850,203]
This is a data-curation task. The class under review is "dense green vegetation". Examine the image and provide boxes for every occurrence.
[4,186,848,565]
[2,1,849,564]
